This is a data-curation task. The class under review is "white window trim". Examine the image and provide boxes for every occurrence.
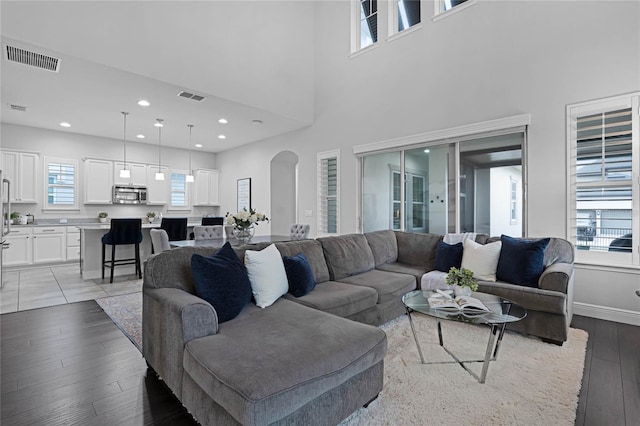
[387,0,423,40]
[317,149,340,237]
[168,169,191,211]
[350,0,378,54]
[433,0,477,23]
[566,92,640,268]
[43,157,79,211]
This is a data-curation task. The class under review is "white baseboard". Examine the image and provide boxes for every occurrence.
[573,302,640,326]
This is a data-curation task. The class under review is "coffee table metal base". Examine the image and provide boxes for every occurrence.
[406,307,507,384]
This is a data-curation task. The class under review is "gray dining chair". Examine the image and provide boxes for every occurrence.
[150,229,171,253]
[193,225,224,241]
[290,224,310,240]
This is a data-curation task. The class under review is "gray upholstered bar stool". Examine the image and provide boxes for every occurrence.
[101,218,143,283]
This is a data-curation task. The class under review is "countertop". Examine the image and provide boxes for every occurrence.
[76,221,201,230]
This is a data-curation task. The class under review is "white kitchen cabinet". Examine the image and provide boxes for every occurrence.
[194,169,220,206]
[66,228,81,261]
[146,165,169,204]
[113,162,147,186]
[1,151,38,203]
[84,159,113,204]
[3,227,33,266]
[33,227,66,264]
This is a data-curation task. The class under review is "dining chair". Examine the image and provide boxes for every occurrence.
[290,224,310,240]
[150,229,171,253]
[193,225,224,240]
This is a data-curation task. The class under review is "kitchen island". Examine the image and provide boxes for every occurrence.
[77,221,199,280]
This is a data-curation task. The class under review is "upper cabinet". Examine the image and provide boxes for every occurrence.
[146,165,169,205]
[113,162,147,186]
[84,159,113,204]
[1,151,38,203]
[194,169,220,206]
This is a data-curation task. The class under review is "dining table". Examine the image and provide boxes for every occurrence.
[170,235,293,248]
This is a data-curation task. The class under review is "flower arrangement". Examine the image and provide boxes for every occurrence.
[225,208,269,230]
[445,267,478,292]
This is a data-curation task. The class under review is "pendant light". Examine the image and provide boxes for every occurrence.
[155,118,165,181]
[186,124,194,183]
[119,112,131,179]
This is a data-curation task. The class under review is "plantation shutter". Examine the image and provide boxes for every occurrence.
[318,152,339,235]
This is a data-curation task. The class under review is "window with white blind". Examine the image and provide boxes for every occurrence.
[567,93,639,266]
[351,0,378,52]
[45,158,77,209]
[318,150,340,235]
[433,0,475,21]
[170,171,189,210]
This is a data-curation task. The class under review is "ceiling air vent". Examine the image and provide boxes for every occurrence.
[178,91,205,102]
[10,104,27,112]
[5,45,60,72]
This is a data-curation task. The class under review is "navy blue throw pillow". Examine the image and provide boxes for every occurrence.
[434,241,464,273]
[191,242,252,323]
[283,252,316,297]
[496,235,550,287]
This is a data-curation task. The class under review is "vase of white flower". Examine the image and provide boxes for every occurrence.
[225,208,269,243]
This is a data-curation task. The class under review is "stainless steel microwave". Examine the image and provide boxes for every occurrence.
[112,185,148,204]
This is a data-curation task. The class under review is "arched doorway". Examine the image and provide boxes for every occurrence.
[270,151,299,236]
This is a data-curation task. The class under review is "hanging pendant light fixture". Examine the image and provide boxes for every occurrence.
[119,112,131,178]
[155,118,165,181]
[186,124,194,183]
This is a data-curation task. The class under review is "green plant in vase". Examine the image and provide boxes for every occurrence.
[146,212,156,223]
[445,267,478,296]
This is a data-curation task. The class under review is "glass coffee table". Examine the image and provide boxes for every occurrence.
[402,289,527,383]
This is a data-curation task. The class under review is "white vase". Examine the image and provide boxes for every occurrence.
[99,217,106,223]
[453,285,472,297]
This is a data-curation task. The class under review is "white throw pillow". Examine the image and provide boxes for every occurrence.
[244,244,289,308]
[460,239,502,282]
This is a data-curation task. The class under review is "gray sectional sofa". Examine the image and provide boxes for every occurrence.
[142,230,574,425]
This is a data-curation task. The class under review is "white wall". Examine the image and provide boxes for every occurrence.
[1,123,218,220]
[214,1,640,321]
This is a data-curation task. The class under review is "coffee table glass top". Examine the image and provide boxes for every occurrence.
[402,290,526,325]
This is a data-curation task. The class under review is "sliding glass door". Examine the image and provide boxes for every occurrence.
[361,131,525,236]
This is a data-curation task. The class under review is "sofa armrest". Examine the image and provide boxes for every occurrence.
[142,286,218,398]
[538,262,573,294]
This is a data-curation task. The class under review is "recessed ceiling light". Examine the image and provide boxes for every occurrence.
[423,149,430,153]
[218,118,228,124]
[195,144,203,148]
[136,134,145,139]
[60,122,71,128]
[252,119,263,125]
[218,135,226,140]
[137,100,150,107]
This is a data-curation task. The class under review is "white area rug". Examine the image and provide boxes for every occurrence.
[340,315,588,426]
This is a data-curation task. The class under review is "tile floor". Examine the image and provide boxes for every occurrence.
[0,264,142,314]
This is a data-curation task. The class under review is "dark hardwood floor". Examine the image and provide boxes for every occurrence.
[1,301,638,425]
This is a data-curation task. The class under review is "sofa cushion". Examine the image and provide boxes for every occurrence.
[375,262,429,286]
[337,269,416,304]
[183,299,387,426]
[275,240,330,283]
[461,239,502,281]
[365,230,398,266]
[283,252,316,297]
[434,241,464,273]
[284,281,378,317]
[497,235,550,287]
[190,242,252,323]
[394,231,442,269]
[318,234,375,281]
[244,244,289,308]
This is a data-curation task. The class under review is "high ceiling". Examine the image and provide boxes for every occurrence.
[0,1,315,153]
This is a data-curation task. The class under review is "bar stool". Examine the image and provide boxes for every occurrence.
[101,218,143,283]
[161,217,188,241]
[202,217,224,226]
